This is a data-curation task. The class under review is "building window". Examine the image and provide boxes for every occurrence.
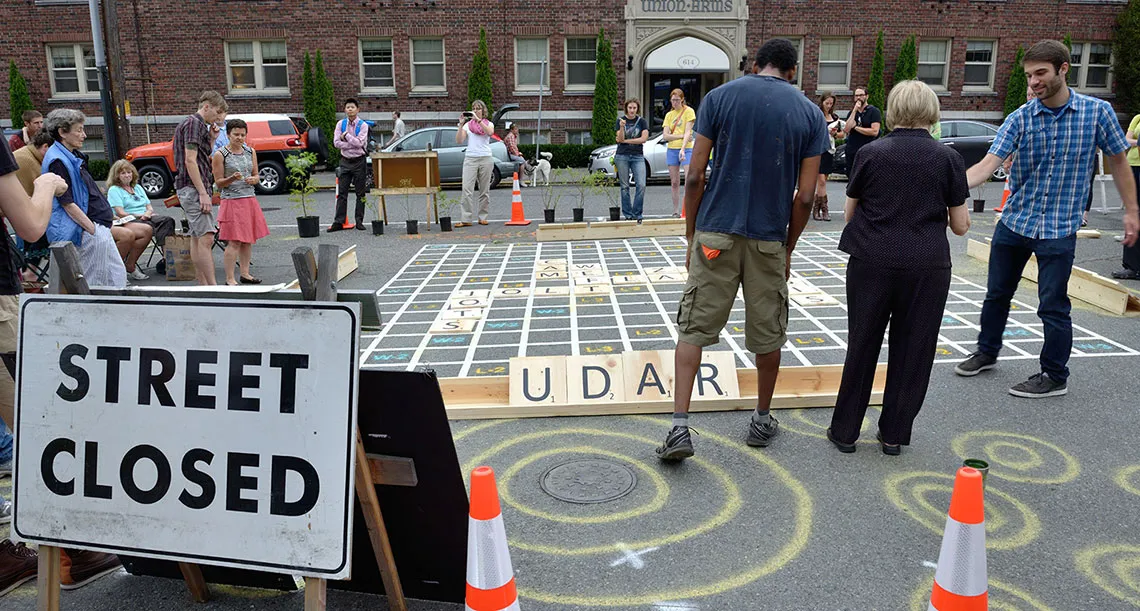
[781,37,803,88]
[818,38,851,89]
[568,131,593,145]
[411,39,446,90]
[963,40,996,91]
[47,44,99,98]
[917,39,949,89]
[519,131,550,145]
[515,38,549,90]
[226,41,288,93]
[1068,42,1112,91]
[360,39,395,92]
[565,38,596,89]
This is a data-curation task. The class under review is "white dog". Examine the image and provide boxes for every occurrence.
[521,151,553,187]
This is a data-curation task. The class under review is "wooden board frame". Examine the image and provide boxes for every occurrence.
[437,363,887,419]
[537,218,686,242]
[371,151,441,228]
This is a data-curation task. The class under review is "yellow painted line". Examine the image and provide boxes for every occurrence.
[950,431,1080,484]
[884,471,1041,551]
[778,405,883,445]
[452,419,505,443]
[1114,465,1140,497]
[1075,544,1140,607]
[498,445,670,524]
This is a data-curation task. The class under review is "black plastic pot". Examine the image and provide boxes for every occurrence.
[972,199,985,213]
[406,219,419,235]
[572,208,585,222]
[440,216,453,232]
[609,207,620,221]
[544,209,556,223]
[371,220,385,235]
[297,215,320,238]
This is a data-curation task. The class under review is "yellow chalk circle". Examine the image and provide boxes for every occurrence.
[909,575,1053,610]
[498,445,670,524]
[951,431,1080,484]
[1075,544,1140,607]
[778,406,881,445]
[1114,465,1140,497]
[884,471,1042,550]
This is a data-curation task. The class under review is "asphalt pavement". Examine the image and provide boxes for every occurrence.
[3,179,1139,610]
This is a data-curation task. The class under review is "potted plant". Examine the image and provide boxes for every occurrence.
[367,192,384,235]
[540,169,563,223]
[591,169,620,221]
[436,190,457,232]
[971,184,986,213]
[399,178,419,235]
[286,152,320,238]
[571,170,592,222]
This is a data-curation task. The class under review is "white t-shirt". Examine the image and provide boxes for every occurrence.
[464,120,494,158]
[393,118,406,139]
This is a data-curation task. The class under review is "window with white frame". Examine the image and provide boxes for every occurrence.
[963,40,996,91]
[411,39,445,90]
[47,44,99,97]
[1068,42,1112,91]
[781,37,803,87]
[568,131,593,145]
[519,131,550,145]
[565,38,596,89]
[917,39,949,89]
[515,38,549,90]
[360,39,395,92]
[818,38,851,89]
[226,41,289,92]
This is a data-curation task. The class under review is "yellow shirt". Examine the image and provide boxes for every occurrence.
[664,106,696,150]
[1128,114,1140,167]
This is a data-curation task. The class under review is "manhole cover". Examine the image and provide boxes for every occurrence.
[540,459,637,504]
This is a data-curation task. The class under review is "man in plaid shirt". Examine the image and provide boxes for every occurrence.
[954,40,1139,398]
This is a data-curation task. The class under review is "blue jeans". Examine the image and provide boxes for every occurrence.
[978,221,1076,382]
[614,154,646,220]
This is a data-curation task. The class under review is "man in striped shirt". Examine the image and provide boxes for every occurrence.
[953,40,1139,398]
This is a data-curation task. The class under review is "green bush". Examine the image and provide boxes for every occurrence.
[893,35,917,86]
[88,159,109,181]
[591,29,618,146]
[1114,1,1140,116]
[305,51,338,168]
[8,61,33,130]
[518,144,596,169]
[868,31,886,112]
[468,28,494,111]
[1004,46,1027,118]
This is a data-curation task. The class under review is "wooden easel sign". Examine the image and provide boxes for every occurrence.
[12,295,362,604]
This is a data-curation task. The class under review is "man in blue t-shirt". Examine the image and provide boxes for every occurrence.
[658,38,827,461]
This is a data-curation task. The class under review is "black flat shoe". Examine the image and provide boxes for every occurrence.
[827,428,856,453]
[876,431,901,456]
[1111,269,1140,280]
[239,276,262,285]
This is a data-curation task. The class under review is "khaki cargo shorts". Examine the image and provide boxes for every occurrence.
[676,231,789,354]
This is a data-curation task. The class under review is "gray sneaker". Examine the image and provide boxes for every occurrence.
[0,458,10,478]
[0,499,11,525]
[1009,373,1068,398]
[954,352,997,377]
[746,415,780,447]
[656,426,695,461]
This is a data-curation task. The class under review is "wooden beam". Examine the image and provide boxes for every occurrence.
[291,247,318,301]
[37,546,61,611]
[48,242,90,295]
[286,245,358,291]
[436,364,887,420]
[354,431,408,610]
[178,562,211,602]
[303,577,327,611]
[315,244,339,302]
[367,455,419,487]
[537,218,686,242]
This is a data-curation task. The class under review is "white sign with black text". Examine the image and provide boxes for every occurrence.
[13,296,360,579]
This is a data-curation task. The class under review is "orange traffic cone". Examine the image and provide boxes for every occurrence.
[993,178,1011,213]
[466,467,520,611]
[505,173,531,226]
[929,467,987,610]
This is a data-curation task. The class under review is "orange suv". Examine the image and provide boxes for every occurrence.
[124,113,327,197]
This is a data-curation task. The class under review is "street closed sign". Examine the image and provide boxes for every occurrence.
[13,296,360,578]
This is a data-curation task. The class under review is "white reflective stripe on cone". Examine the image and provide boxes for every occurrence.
[933,518,987,597]
[467,515,515,591]
[466,601,521,611]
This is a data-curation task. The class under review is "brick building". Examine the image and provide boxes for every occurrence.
[1,0,1124,156]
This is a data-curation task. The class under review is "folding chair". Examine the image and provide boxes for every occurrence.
[10,233,50,289]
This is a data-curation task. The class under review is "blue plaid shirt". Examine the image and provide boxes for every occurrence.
[989,90,1128,239]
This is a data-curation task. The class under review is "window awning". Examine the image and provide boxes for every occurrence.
[645,37,730,73]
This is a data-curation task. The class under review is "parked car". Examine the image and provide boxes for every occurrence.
[124,113,327,197]
[381,127,516,189]
[833,120,1008,180]
[588,131,712,183]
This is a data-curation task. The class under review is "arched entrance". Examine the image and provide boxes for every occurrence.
[643,37,730,129]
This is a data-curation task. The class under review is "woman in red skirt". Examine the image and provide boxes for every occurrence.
[211,118,269,285]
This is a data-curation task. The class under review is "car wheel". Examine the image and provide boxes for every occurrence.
[490,167,502,189]
[257,159,286,195]
[137,164,172,198]
[991,165,1009,181]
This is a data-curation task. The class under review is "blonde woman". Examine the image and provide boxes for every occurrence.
[828,81,970,456]
[106,160,176,265]
[456,99,495,227]
[663,89,696,217]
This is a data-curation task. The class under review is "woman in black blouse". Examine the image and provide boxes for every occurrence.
[827,81,971,456]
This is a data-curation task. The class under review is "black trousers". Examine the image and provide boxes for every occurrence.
[1126,166,1140,271]
[334,155,368,225]
[829,258,951,445]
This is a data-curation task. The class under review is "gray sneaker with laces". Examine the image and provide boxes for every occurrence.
[656,426,694,461]
[954,351,997,377]
[1009,373,1067,398]
[746,415,780,447]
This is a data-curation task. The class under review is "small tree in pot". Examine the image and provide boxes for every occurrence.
[571,171,592,222]
[591,169,620,221]
[367,195,384,235]
[437,190,458,231]
[540,169,563,223]
[286,152,320,237]
[399,178,419,234]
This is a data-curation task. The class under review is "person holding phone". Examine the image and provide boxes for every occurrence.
[212,119,269,286]
[456,100,495,227]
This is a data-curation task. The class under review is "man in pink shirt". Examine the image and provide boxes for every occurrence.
[330,98,370,231]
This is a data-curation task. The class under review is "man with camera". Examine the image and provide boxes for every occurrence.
[843,87,881,172]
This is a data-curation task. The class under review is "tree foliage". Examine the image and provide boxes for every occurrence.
[1113,0,1140,116]
[306,51,339,167]
[868,31,887,112]
[8,61,33,130]
[468,28,494,111]
[1004,46,1028,119]
[892,35,918,87]
[591,29,619,146]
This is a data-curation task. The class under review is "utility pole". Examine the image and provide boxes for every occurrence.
[533,58,546,187]
[102,0,131,154]
[88,0,120,160]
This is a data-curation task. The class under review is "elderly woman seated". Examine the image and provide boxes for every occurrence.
[41,109,127,287]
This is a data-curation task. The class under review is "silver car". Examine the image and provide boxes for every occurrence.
[381,127,517,188]
[588,131,709,182]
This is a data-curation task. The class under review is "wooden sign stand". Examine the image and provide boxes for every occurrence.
[37,242,409,611]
